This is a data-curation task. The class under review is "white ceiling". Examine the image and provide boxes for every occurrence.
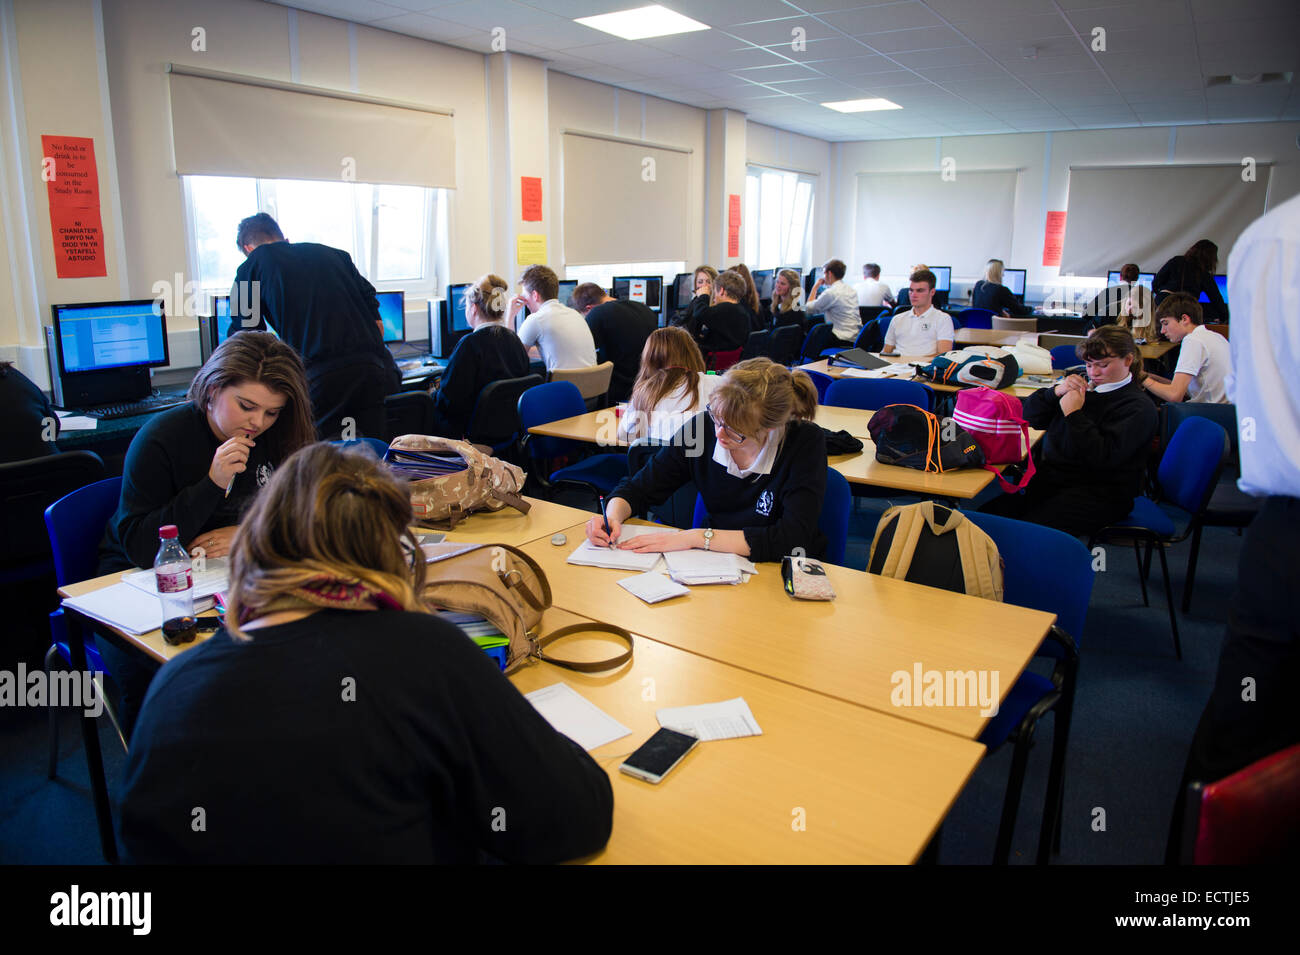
[272,0,1300,141]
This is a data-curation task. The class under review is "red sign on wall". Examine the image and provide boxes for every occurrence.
[727,194,741,258]
[41,134,107,278]
[1042,210,1067,268]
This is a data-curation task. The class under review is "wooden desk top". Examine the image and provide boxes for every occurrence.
[799,358,1056,398]
[521,525,1055,739]
[511,614,985,864]
[526,406,879,445]
[436,497,595,547]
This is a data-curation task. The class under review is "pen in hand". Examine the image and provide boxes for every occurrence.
[599,495,612,548]
[224,475,235,498]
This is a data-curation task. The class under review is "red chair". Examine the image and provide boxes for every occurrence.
[1182,743,1300,864]
[706,347,743,372]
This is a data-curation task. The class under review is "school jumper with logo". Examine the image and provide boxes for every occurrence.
[609,414,827,561]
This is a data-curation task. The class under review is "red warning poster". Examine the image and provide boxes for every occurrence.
[727,194,741,258]
[41,135,107,278]
[521,176,542,221]
[1042,210,1067,268]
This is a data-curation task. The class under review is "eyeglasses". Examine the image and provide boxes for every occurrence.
[706,404,746,444]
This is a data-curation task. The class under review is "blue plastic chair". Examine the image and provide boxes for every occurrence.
[959,307,995,329]
[691,466,850,567]
[824,377,934,413]
[801,322,838,361]
[518,381,628,497]
[1050,345,1082,369]
[854,319,884,353]
[332,437,391,457]
[805,369,834,404]
[1090,416,1229,660]
[43,477,127,773]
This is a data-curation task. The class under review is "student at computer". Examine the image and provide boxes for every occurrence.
[971,259,1032,317]
[673,265,717,327]
[1141,293,1231,404]
[980,326,1157,537]
[853,263,894,308]
[431,273,530,437]
[619,327,723,443]
[805,259,861,345]
[97,331,316,736]
[572,281,658,404]
[1154,238,1228,323]
[588,358,826,562]
[730,264,764,332]
[117,442,614,864]
[759,269,806,331]
[510,265,597,373]
[882,269,955,357]
[0,361,59,462]
[1086,263,1155,336]
[680,270,751,364]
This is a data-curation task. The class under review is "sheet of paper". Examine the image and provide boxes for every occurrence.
[657,698,763,741]
[567,525,664,572]
[618,572,689,604]
[525,683,631,751]
[662,550,757,584]
[122,558,229,600]
[63,583,164,636]
[54,411,98,430]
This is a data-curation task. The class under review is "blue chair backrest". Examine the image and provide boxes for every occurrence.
[801,322,835,359]
[691,466,850,567]
[805,369,834,404]
[332,437,391,457]
[1158,416,1229,513]
[878,312,894,337]
[1050,345,1081,369]
[518,380,588,459]
[959,308,994,329]
[824,377,933,412]
[963,510,1094,650]
[854,319,884,353]
[44,477,123,587]
[1164,401,1239,463]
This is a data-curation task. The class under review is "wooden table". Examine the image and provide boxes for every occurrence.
[436,498,595,547]
[511,616,985,864]
[798,358,1058,399]
[526,406,880,446]
[521,523,1055,740]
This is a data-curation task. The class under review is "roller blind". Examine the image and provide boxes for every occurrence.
[855,170,1019,279]
[167,66,456,188]
[562,131,690,265]
[1059,164,1270,276]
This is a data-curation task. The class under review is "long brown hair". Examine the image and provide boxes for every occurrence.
[225,442,427,638]
[627,327,707,439]
[731,264,761,314]
[1078,325,1145,383]
[710,358,817,438]
[188,331,316,457]
[1184,239,1218,275]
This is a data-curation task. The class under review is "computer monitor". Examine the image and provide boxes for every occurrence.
[1106,270,1154,288]
[804,267,824,297]
[436,283,472,357]
[52,300,169,374]
[213,294,232,344]
[1198,274,1229,307]
[670,273,694,314]
[1003,269,1026,297]
[612,275,663,312]
[376,290,405,343]
[557,280,578,308]
[751,269,775,302]
[929,266,951,293]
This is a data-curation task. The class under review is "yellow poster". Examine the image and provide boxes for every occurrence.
[516,233,547,266]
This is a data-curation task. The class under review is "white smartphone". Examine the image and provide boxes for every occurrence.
[619,728,699,784]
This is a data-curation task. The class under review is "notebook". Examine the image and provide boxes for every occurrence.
[566,525,664,572]
[662,550,757,586]
[123,557,229,601]
[828,348,889,371]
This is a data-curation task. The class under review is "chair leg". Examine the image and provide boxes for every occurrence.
[45,644,61,779]
[1156,544,1182,660]
[1038,697,1073,865]
[1142,539,1154,583]
[995,725,1036,865]
[1132,542,1149,607]
[1182,523,1203,614]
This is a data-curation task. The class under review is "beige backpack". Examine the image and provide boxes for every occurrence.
[867,502,1004,601]
[386,434,529,528]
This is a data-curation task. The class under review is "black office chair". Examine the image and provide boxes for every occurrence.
[858,305,885,325]
[741,329,770,361]
[466,374,543,459]
[855,319,884,353]
[626,439,697,529]
[766,324,803,366]
[383,390,437,441]
[0,451,106,585]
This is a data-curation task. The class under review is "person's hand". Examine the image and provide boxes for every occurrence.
[1054,374,1086,397]
[507,295,529,322]
[189,525,238,559]
[585,513,622,548]
[618,530,699,553]
[208,434,255,490]
[1059,387,1086,416]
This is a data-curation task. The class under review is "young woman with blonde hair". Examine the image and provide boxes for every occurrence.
[619,327,722,442]
[759,268,806,331]
[118,442,614,864]
[674,264,718,327]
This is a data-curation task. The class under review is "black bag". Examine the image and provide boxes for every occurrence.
[821,427,864,455]
[867,403,985,473]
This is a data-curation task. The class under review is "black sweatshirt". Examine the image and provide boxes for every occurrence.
[433,324,530,438]
[1153,255,1228,323]
[681,302,751,354]
[612,414,827,561]
[98,402,277,572]
[584,299,659,403]
[116,609,614,864]
[971,280,1031,317]
[1021,378,1157,500]
[0,364,58,462]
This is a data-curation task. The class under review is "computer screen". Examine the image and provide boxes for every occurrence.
[52,300,169,374]
[213,294,232,343]
[751,269,775,301]
[377,290,405,343]
[672,273,695,309]
[612,276,663,312]
[436,283,472,357]
[1198,274,1229,306]
[930,266,951,293]
[1003,269,1026,297]
[557,280,577,308]
[1107,270,1154,288]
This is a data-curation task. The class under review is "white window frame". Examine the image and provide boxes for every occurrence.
[744,164,816,270]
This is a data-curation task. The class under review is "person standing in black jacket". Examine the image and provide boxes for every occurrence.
[431,273,530,438]
[587,358,827,562]
[1154,238,1228,323]
[0,361,58,461]
[117,442,613,864]
[572,281,658,404]
[681,270,752,365]
[981,326,1157,537]
[228,213,402,439]
[971,259,1031,317]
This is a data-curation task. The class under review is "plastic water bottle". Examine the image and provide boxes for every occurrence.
[155,525,197,645]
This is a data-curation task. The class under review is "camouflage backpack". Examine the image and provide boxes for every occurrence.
[385,435,529,527]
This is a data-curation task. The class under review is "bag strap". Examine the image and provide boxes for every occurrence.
[489,486,532,514]
[953,517,1002,601]
[532,622,634,672]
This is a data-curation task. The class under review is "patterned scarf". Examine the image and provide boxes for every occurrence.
[244,575,402,624]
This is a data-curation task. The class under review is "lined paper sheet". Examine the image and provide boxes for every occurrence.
[123,558,229,600]
[63,583,164,636]
[567,525,664,572]
[525,683,632,751]
[657,698,763,741]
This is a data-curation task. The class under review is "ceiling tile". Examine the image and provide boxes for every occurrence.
[778,37,872,61]
[666,0,806,26]
[889,46,990,69]
[731,62,822,82]
[724,16,840,46]
[365,11,481,40]
[433,0,564,30]
[816,1,945,35]
[1066,0,1190,32]
[856,26,972,53]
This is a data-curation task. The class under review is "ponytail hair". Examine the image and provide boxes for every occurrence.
[710,358,817,438]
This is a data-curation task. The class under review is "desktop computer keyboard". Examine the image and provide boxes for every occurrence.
[83,394,190,420]
[397,357,445,379]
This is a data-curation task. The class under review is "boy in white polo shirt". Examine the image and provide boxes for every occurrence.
[1142,292,1231,403]
[882,268,954,357]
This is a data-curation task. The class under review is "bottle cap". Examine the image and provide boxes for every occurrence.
[159,525,179,539]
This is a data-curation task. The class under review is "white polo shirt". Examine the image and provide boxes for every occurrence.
[516,299,597,372]
[854,278,892,307]
[806,280,862,341]
[884,307,954,356]
[1173,324,1231,403]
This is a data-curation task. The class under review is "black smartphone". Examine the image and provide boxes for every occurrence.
[619,728,698,784]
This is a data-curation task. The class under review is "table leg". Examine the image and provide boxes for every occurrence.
[65,610,118,864]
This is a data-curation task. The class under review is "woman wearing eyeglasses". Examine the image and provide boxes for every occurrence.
[587,357,826,562]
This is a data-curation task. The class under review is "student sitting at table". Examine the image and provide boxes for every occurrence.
[589,358,826,561]
[882,268,954,357]
[619,327,724,443]
[97,331,316,737]
[1085,263,1154,336]
[805,258,862,346]
[680,270,752,364]
[759,269,806,332]
[673,264,717,327]
[1140,293,1231,404]
[980,326,1157,537]
[432,272,530,437]
[971,258,1032,317]
[572,281,658,404]
[117,442,614,864]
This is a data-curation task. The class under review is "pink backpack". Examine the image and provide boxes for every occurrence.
[952,387,1036,493]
